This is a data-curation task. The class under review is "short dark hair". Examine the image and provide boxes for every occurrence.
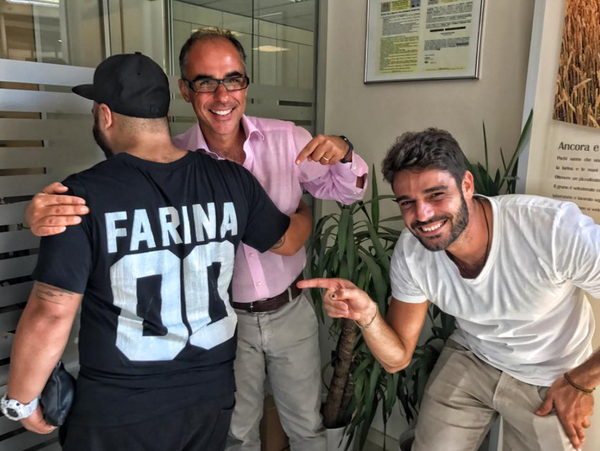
[179,27,247,79]
[381,128,467,187]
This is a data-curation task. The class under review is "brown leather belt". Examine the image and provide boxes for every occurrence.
[232,274,303,313]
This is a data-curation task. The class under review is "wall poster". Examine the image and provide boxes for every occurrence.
[522,0,600,222]
[553,0,600,128]
[364,0,485,83]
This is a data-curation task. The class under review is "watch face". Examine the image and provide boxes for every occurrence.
[6,407,19,419]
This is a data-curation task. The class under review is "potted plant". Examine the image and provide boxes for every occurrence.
[306,171,402,450]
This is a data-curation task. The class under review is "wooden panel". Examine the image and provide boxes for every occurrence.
[0,231,39,254]
[0,283,33,309]
[0,203,27,227]
[0,255,37,281]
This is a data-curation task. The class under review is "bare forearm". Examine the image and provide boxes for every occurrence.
[270,200,313,256]
[568,347,600,391]
[360,306,414,373]
[8,284,80,402]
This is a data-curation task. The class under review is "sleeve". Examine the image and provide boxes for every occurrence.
[390,234,428,304]
[293,126,369,205]
[31,176,93,294]
[552,202,600,298]
[238,167,291,253]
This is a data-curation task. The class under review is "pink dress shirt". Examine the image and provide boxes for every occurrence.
[172,115,368,302]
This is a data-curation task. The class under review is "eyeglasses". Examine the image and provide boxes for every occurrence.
[183,75,250,93]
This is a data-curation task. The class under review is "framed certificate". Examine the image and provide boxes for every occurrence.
[364,0,485,83]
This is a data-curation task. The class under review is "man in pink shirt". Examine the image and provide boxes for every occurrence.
[25,29,368,451]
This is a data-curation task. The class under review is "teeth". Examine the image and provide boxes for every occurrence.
[212,109,232,116]
[422,222,443,232]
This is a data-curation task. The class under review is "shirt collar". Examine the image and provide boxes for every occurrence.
[194,115,265,160]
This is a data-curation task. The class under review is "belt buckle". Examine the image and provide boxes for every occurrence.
[249,302,254,313]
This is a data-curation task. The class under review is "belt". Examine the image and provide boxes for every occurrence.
[231,274,303,313]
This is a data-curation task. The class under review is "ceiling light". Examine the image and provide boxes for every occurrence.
[252,45,290,53]
[7,0,59,6]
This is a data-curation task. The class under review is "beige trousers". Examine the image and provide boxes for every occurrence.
[413,340,575,451]
[226,293,326,451]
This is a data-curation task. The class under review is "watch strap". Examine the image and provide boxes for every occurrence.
[339,135,354,163]
[1,393,39,420]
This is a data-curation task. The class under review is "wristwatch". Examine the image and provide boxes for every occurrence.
[339,135,354,163]
[1,393,39,421]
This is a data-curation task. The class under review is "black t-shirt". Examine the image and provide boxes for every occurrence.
[32,151,290,426]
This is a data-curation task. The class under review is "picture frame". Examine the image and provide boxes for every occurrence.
[364,0,486,83]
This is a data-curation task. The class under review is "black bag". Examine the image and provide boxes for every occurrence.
[40,360,76,426]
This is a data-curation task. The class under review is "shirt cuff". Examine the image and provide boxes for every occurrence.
[330,152,369,189]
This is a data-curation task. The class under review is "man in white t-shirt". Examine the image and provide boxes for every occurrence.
[299,128,599,451]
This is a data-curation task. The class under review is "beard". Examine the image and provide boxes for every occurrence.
[409,192,469,252]
[93,114,114,159]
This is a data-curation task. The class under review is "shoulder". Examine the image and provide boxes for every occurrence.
[245,115,297,133]
[192,151,256,182]
[171,124,198,149]
[62,159,120,197]
[492,194,580,224]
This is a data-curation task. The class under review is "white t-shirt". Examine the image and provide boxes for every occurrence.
[390,194,600,386]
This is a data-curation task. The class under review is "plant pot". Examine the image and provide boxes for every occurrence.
[398,428,415,451]
[327,426,355,451]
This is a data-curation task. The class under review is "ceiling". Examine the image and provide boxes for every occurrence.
[178,0,316,32]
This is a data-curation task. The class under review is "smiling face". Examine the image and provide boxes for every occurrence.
[178,37,247,143]
[393,169,472,252]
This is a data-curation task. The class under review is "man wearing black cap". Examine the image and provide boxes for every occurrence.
[2,53,312,451]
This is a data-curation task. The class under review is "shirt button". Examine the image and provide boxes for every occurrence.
[353,165,356,170]
[257,281,262,286]
[249,253,255,258]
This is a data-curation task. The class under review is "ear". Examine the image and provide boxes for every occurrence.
[179,79,191,103]
[97,103,114,130]
[461,170,475,200]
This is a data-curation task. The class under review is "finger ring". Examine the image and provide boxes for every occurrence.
[321,156,330,161]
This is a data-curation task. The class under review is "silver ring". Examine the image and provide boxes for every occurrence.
[321,156,330,161]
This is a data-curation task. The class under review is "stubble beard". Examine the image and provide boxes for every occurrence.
[410,193,469,252]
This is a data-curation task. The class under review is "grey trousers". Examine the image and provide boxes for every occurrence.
[413,340,575,451]
[226,293,326,451]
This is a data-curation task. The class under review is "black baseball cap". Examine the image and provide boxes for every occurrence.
[72,52,170,119]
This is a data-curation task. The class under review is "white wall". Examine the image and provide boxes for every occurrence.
[521,0,600,449]
[319,0,536,442]
[321,0,535,220]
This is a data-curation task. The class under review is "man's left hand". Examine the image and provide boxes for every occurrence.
[20,406,56,435]
[535,375,594,450]
[295,135,351,165]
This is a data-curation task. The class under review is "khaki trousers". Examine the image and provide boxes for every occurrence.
[226,293,326,451]
[413,340,575,451]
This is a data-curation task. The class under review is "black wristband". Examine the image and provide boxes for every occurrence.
[339,135,354,163]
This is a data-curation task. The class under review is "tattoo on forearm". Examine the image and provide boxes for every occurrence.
[272,234,286,250]
[35,284,75,305]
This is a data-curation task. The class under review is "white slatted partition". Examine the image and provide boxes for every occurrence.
[0,57,313,449]
[0,59,101,450]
